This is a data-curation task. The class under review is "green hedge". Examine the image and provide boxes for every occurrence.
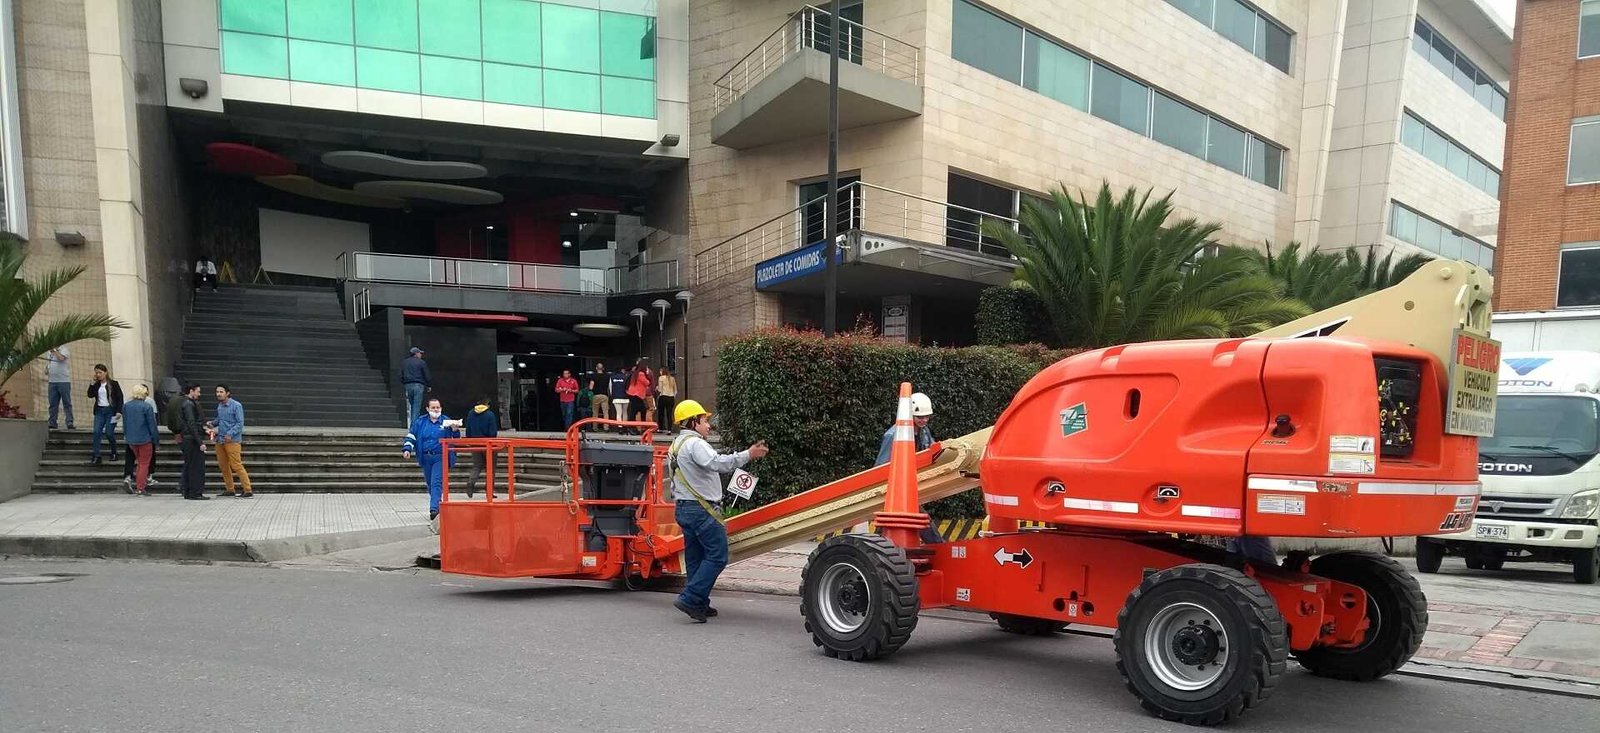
[715,328,1078,518]
[975,283,1048,346]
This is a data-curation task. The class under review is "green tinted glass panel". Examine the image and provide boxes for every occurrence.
[290,39,356,85]
[221,0,285,35]
[543,5,600,73]
[484,63,542,106]
[419,0,482,59]
[354,0,419,51]
[544,69,600,112]
[287,0,352,43]
[602,76,654,117]
[1023,33,1087,111]
[222,32,289,78]
[356,47,420,93]
[600,12,654,79]
[483,0,542,66]
[421,54,482,99]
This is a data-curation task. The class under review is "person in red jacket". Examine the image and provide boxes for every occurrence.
[555,369,579,428]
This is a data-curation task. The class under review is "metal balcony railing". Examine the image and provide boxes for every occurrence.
[339,251,681,296]
[692,182,1019,285]
[712,5,921,113]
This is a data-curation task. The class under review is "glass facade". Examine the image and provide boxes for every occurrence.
[1411,18,1506,120]
[1582,0,1600,59]
[219,0,657,117]
[1400,111,1501,198]
[951,0,1285,189]
[1560,243,1600,307]
[1164,0,1292,73]
[1387,201,1495,269]
[1571,117,1600,185]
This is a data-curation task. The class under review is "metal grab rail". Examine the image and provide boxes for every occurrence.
[712,5,921,112]
[692,181,1020,285]
[337,251,681,295]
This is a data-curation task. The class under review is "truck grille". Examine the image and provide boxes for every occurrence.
[1475,495,1559,519]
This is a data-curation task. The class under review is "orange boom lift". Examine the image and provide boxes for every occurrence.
[439,260,1497,726]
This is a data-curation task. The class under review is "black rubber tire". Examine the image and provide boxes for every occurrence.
[1294,552,1427,681]
[800,534,919,661]
[1113,564,1288,726]
[990,613,1069,636]
[1464,556,1485,570]
[1574,547,1599,585]
[1414,538,1443,574]
[1483,556,1505,571]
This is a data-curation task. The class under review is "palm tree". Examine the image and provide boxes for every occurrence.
[0,233,128,391]
[984,184,1308,348]
[1345,247,1431,292]
[1243,241,1362,311]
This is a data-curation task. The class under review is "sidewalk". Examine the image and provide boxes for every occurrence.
[0,493,434,562]
[718,543,1600,692]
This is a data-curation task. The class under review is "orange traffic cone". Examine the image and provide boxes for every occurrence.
[875,382,931,548]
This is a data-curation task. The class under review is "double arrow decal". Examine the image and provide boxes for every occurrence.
[993,547,1034,569]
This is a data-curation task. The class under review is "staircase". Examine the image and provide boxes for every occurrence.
[175,284,400,428]
[30,429,567,494]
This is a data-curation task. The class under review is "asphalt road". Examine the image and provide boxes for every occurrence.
[1,559,1594,733]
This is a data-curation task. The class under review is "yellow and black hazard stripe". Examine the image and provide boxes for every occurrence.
[814,518,1053,542]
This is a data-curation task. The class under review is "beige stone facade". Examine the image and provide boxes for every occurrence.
[684,0,1511,404]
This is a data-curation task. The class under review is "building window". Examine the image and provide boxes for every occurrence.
[798,175,861,246]
[950,0,1285,189]
[1571,117,1600,185]
[218,0,658,117]
[1560,243,1600,307]
[1412,18,1506,119]
[1582,0,1600,59]
[952,0,1023,84]
[0,0,24,235]
[946,172,1019,257]
[1400,110,1501,198]
[1162,0,1292,73]
[1387,201,1495,269]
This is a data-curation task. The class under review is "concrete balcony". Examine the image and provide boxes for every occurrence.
[712,6,922,150]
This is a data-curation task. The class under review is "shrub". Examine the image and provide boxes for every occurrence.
[975,284,1048,346]
[715,327,1078,518]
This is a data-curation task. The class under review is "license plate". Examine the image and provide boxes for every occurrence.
[1475,525,1509,539]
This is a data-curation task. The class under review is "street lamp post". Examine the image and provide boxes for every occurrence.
[629,307,648,361]
[822,0,841,338]
[676,290,693,389]
[651,298,671,371]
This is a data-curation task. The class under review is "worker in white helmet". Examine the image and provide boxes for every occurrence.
[874,392,943,543]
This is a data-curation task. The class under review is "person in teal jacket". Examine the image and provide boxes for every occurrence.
[403,397,461,521]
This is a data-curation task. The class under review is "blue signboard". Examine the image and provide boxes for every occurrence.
[754,241,842,290]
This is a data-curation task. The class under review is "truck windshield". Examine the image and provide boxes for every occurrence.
[1479,396,1600,460]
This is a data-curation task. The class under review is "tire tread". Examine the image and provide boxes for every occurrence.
[800,534,919,661]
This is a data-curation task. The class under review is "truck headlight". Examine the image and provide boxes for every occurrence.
[1563,490,1600,519]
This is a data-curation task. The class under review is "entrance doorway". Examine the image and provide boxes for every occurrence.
[499,353,589,431]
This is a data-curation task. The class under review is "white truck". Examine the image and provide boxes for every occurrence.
[1415,346,1600,584]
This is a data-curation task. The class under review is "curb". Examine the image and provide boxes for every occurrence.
[0,525,435,563]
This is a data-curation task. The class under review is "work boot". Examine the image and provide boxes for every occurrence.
[705,607,718,618]
[673,599,708,623]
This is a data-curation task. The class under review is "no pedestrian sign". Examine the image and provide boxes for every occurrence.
[728,469,759,500]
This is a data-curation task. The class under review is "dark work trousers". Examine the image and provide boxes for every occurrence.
[656,396,675,430]
[181,438,207,499]
[465,452,491,497]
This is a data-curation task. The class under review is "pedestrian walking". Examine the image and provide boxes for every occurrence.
[463,396,498,498]
[86,364,124,465]
[586,362,611,421]
[122,387,162,492]
[402,397,461,521]
[655,367,677,431]
[176,383,210,500]
[667,399,769,623]
[43,345,74,430]
[400,346,431,425]
[555,369,579,428]
[193,254,219,292]
[121,384,158,496]
[873,392,944,544]
[626,359,652,427]
[209,384,252,498]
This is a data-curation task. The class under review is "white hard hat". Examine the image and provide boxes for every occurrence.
[911,392,934,417]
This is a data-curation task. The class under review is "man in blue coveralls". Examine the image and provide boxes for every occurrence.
[403,397,461,522]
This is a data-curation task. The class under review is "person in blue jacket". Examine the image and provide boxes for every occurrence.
[462,396,499,498]
[403,397,461,521]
